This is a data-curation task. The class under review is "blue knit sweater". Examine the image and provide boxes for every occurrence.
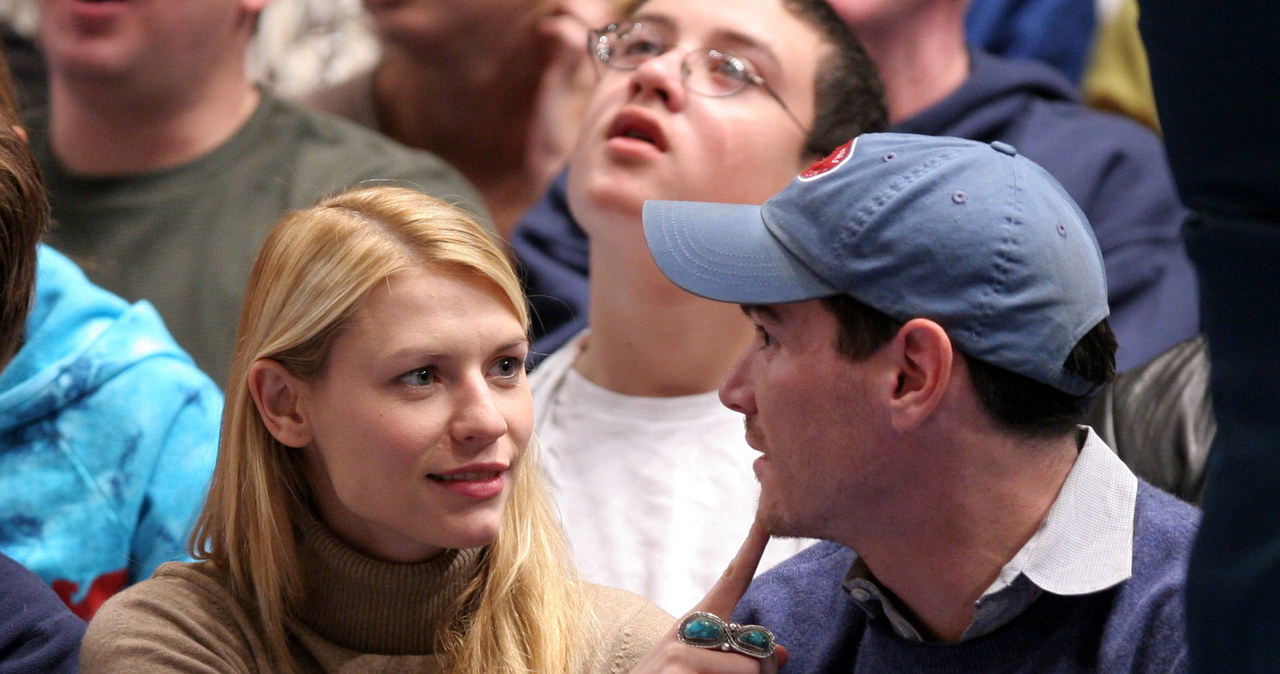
[734,482,1198,673]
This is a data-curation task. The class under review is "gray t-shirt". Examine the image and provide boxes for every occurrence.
[34,91,486,387]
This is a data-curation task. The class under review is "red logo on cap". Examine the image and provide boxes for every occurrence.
[798,138,856,181]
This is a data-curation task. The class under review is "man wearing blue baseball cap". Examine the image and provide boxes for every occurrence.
[644,132,1199,672]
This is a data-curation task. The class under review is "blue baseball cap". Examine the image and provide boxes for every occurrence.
[643,132,1109,396]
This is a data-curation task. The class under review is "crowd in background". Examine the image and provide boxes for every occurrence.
[0,0,1275,671]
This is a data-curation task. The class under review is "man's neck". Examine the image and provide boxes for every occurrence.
[47,67,261,176]
[844,429,1080,641]
[855,8,971,124]
[574,229,754,397]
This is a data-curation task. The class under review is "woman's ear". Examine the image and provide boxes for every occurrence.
[886,318,953,431]
[248,359,312,448]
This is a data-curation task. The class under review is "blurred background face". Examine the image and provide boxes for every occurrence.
[38,0,253,84]
[296,266,533,563]
[362,0,542,48]
[822,0,934,35]
[565,0,822,234]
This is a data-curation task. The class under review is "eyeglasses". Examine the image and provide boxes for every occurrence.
[588,20,809,134]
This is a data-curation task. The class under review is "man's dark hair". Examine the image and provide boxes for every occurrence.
[623,0,889,157]
[821,294,1118,438]
[778,0,888,157]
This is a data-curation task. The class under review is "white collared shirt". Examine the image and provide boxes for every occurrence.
[843,426,1138,641]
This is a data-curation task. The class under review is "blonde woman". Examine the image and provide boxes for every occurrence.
[77,186,671,673]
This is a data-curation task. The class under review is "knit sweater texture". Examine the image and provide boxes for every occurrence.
[734,482,1198,673]
[80,511,671,673]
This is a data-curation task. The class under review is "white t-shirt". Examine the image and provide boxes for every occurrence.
[531,332,813,615]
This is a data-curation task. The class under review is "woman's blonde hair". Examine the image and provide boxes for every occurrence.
[191,185,586,673]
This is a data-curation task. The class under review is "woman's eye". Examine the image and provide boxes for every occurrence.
[399,367,435,387]
[491,356,525,379]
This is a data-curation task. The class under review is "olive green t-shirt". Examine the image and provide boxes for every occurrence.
[33,92,487,387]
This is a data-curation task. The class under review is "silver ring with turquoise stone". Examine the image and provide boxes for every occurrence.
[676,611,777,659]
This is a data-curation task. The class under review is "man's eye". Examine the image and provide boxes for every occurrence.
[713,55,749,80]
[619,36,663,58]
[755,325,775,347]
[399,367,435,387]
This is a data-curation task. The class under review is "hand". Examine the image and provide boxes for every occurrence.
[526,0,614,192]
[628,522,790,673]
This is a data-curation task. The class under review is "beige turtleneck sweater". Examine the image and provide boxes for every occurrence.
[79,513,672,672]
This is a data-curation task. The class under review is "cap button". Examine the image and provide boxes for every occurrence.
[990,140,1018,156]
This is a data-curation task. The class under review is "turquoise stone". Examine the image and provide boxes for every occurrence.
[736,628,771,651]
[683,616,725,642]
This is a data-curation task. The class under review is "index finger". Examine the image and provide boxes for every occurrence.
[690,520,771,619]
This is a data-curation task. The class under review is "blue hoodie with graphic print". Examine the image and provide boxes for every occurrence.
[0,246,221,619]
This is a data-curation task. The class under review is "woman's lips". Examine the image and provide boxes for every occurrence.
[428,467,508,499]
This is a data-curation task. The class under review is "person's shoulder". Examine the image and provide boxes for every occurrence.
[1096,483,1198,672]
[1135,480,1201,545]
[81,561,260,673]
[61,291,222,412]
[1022,95,1167,158]
[90,561,235,618]
[735,542,866,674]
[736,541,856,620]
[755,540,855,585]
[1127,481,1200,588]
[258,93,483,204]
[0,551,84,674]
[582,583,673,672]
[969,48,1078,95]
[964,50,1166,152]
[298,67,375,126]
[586,582,674,629]
[23,246,221,407]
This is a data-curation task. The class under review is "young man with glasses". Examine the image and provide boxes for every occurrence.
[524,0,887,616]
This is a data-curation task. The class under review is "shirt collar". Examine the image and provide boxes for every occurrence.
[994,426,1136,597]
[842,426,1137,641]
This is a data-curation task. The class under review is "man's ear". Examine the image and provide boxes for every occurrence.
[886,318,953,431]
[248,358,312,448]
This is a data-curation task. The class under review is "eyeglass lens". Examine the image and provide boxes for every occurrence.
[595,23,753,97]
[590,21,808,132]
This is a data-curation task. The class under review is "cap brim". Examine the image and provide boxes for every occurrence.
[643,199,839,304]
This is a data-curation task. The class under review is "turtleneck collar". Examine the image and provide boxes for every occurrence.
[292,509,484,654]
